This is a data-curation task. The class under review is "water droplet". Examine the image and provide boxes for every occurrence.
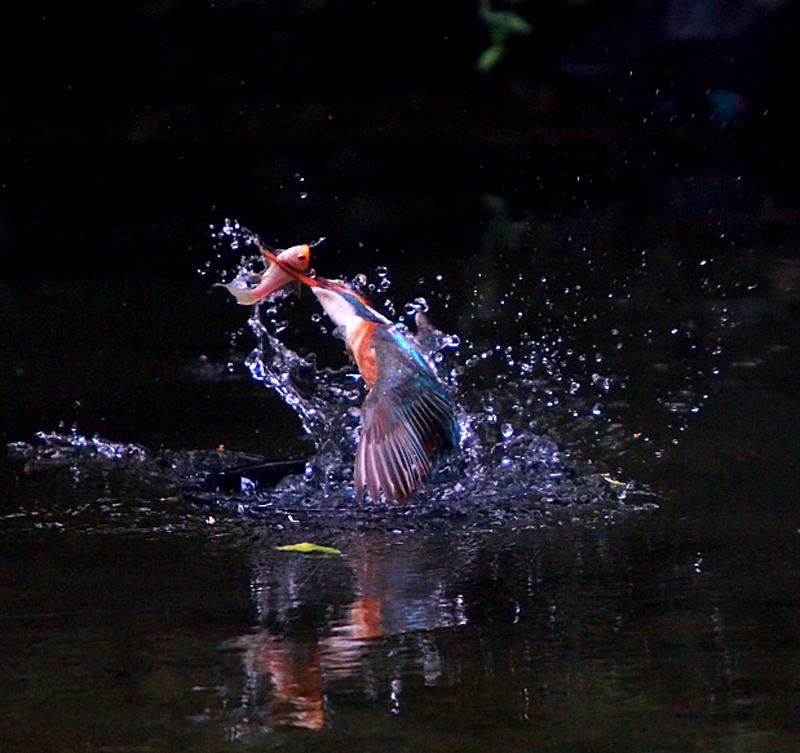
[299,191,309,200]
[405,296,429,316]
[501,423,514,439]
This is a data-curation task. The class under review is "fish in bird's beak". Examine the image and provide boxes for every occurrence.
[215,244,311,305]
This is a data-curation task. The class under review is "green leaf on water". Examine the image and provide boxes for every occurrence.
[276,542,342,555]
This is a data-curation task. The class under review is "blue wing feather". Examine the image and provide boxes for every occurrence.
[354,351,458,502]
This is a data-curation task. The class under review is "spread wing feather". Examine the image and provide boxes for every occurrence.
[354,374,457,502]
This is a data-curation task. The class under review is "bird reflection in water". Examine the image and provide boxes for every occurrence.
[231,595,382,730]
[223,547,467,732]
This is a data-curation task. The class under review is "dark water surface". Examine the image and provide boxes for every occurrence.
[3,232,800,753]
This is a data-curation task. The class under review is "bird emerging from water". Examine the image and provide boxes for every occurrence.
[218,235,459,502]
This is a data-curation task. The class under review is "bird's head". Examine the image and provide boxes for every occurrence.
[311,282,389,337]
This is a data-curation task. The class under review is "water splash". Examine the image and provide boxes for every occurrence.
[12,220,725,528]
[243,305,363,454]
[203,223,645,519]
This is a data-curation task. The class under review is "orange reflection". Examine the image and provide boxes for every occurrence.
[227,550,458,731]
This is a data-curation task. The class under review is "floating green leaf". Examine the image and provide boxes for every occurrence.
[276,542,342,555]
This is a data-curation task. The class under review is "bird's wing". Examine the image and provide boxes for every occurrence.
[354,373,457,502]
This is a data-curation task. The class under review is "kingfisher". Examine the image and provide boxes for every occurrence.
[307,278,459,502]
[220,234,459,502]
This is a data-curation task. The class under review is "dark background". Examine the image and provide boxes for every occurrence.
[3,0,800,279]
[4,0,800,453]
